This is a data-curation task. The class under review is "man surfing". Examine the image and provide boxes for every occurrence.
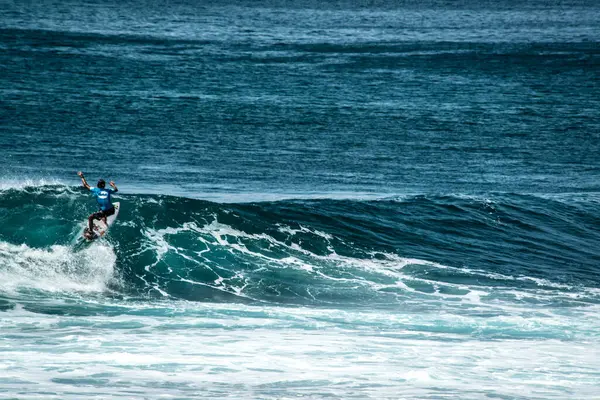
[78,171,118,240]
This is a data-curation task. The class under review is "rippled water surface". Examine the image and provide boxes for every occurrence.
[1,0,599,398]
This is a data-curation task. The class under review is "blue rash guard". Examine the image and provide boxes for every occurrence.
[91,187,116,211]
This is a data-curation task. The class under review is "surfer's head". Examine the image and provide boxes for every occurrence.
[97,179,106,188]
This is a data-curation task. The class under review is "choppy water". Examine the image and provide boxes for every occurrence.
[1,0,600,398]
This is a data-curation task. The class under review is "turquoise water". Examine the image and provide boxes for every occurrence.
[1,0,600,398]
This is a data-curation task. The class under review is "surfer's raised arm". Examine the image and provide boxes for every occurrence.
[77,171,91,190]
[110,181,118,193]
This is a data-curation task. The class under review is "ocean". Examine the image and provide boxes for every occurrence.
[1,0,599,398]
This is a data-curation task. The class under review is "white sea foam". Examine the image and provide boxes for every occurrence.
[0,241,117,295]
[0,302,598,399]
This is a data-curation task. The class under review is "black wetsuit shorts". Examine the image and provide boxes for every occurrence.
[92,207,115,220]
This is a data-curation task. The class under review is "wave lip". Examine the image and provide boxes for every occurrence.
[0,178,70,192]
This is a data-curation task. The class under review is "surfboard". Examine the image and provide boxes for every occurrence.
[84,202,120,241]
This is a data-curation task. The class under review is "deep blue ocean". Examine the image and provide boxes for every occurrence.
[1,0,600,398]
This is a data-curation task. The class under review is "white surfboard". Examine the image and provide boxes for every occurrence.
[86,202,120,240]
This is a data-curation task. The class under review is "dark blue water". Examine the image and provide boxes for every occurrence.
[1,0,599,398]
[2,0,600,197]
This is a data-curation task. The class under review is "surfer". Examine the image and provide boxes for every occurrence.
[77,171,118,240]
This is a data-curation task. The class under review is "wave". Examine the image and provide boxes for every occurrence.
[0,185,599,308]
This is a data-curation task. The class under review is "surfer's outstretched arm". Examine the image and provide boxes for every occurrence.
[77,171,91,190]
[110,181,118,193]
